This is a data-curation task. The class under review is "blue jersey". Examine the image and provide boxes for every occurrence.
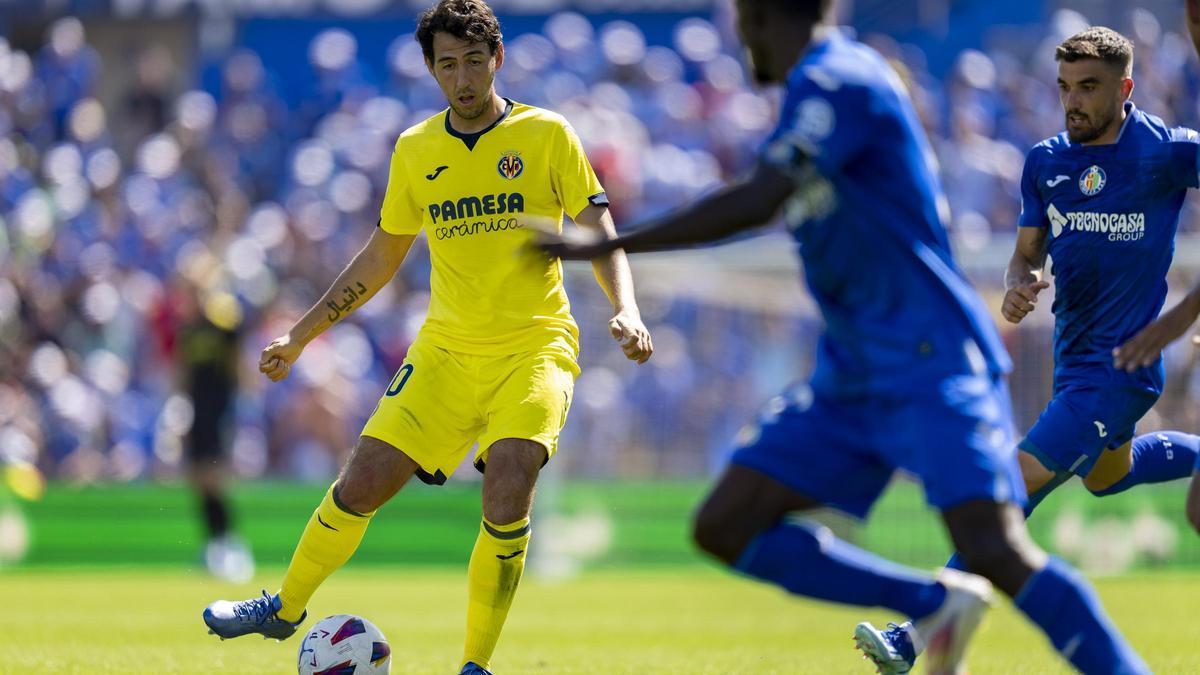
[1018,103,1200,385]
[761,31,1010,397]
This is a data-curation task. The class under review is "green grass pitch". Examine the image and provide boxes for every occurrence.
[2,568,1198,674]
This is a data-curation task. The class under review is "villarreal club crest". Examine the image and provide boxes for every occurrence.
[498,150,524,180]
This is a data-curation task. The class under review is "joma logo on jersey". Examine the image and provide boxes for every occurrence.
[1046,203,1144,242]
[497,151,524,180]
[429,192,525,224]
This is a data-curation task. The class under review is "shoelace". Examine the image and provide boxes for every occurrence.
[882,622,916,662]
[883,623,910,652]
[232,590,277,625]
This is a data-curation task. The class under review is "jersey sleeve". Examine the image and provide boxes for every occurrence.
[1167,127,1200,190]
[549,119,606,220]
[1017,150,1048,229]
[760,70,870,176]
[379,138,423,235]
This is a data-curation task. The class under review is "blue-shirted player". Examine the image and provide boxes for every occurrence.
[871,25,1200,674]
[996,27,1200,518]
[1107,1,1200,538]
[538,2,1148,673]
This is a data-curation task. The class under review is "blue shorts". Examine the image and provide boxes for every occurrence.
[731,374,1025,518]
[1022,369,1160,477]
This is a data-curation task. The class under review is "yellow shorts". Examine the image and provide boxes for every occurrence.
[361,338,579,485]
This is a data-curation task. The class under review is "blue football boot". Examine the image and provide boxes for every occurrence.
[459,662,493,675]
[854,621,917,674]
[203,590,306,640]
[854,569,993,674]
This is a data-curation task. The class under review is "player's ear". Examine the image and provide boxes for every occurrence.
[425,57,435,77]
[493,42,505,71]
[1121,76,1134,100]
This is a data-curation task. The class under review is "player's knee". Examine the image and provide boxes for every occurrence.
[691,515,735,563]
[956,533,1024,580]
[334,461,391,514]
[480,443,542,524]
[1082,469,1125,495]
[950,509,1039,579]
[691,504,752,564]
[331,479,383,515]
[333,436,420,514]
[481,475,535,524]
[333,467,388,514]
[945,500,1046,595]
[481,494,531,526]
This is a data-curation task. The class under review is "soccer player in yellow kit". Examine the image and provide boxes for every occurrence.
[202,2,652,672]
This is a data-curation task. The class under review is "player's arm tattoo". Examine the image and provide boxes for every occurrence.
[325,281,369,322]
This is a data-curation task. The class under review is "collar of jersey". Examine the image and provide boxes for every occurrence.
[444,97,514,151]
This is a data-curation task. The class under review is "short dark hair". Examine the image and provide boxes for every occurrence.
[1055,27,1133,76]
[416,0,503,63]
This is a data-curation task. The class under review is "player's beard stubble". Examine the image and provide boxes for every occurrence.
[1065,106,1117,144]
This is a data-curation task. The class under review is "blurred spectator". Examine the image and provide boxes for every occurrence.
[35,18,100,142]
[120,45,175,157]
[167,277,254,581]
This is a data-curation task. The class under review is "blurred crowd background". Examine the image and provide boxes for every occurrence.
[2,0,1200,485]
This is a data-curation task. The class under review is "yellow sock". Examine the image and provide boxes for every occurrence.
[462,516,531,670]
[276,485,374,622]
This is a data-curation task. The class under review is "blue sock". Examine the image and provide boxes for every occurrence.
[734,521,946,620]
[1092,431,1200,496]
[1015,557,1149,674]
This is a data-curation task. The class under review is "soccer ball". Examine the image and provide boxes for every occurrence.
[297,614,391,675]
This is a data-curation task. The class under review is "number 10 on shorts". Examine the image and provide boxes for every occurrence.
[385,364,415,397]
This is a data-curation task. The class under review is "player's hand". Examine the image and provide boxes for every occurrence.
[259,333,304,382]
[534,227,620,261]
[609,311,653,364]
[1113,303,1197,372]
[1001,280,1050,324]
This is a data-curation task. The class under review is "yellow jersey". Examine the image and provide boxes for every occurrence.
[379,99,605,357]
